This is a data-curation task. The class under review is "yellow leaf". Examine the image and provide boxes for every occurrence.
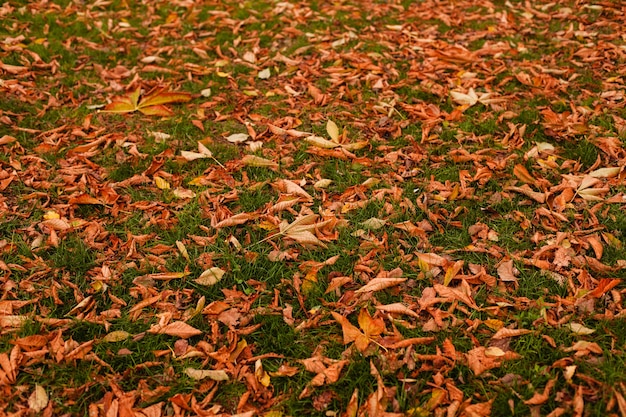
[195,267,226,286]
[28,385,48,412]
[241,154,278,168]
[255,359,271,387]
[589,167,621,178]
[304,135,340,149]
[176,240,190,261]
[154,176,170,189]
[102,330,131,343]
[326,120,340,142]
[568,322,595,335]
[184,368,229,381]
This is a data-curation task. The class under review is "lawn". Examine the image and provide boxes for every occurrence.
[1,0,625,416]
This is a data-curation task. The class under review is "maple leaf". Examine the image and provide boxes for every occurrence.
[100,86,191,116]
[331,309,385,352]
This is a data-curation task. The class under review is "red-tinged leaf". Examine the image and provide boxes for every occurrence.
[354,277,407,293]
[434,282,479,310]
[588,278,621,298]
[148,321,202,338]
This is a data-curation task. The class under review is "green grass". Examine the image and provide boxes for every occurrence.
[1,0,625,415]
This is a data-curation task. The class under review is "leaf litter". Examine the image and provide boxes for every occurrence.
[0,0,625,416]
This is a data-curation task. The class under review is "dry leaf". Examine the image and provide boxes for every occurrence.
[195,267,226,286]
[185,368,229,381]
[102,330,131,342]
[28,385,48,412]
[148,321,202,338]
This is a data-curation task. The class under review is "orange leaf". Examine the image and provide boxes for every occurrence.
[331,312,363,346]
[355,277,407,293]
[513,164,537,185]
[148,321,202,339]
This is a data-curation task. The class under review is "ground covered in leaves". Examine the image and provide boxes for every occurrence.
[1,0,626,416]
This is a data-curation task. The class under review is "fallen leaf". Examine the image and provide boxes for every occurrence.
[195,267,226,286]
[185,368,229,381]
[28,385,48,412]
[148,321,202,338]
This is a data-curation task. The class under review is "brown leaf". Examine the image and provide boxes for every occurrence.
[148,321,202,338]
[355,277,407,293]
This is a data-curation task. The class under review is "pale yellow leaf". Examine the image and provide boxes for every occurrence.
[181,150,208,161]
[314,179,332,189]
[304,135,340,149]
[342,140,369,150]
[198,142,213,156]
[327,120,340,142]
[196,267,226,286]
[360,217,386,229]
[185,368,229,381]
[484,346,506,357]
[258,68,271,79]
[241,154,278,168]
[589,167,620,178]
[568,322,595,335]
[578,187,609,201]
[285,230,327,248]
[450,88,478,106]
[176,240,190,261]
[102,330,131,343]
[226,133,249,143]
[173,187,196,199]
[577,175,600,191]
[28,385,48,412]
